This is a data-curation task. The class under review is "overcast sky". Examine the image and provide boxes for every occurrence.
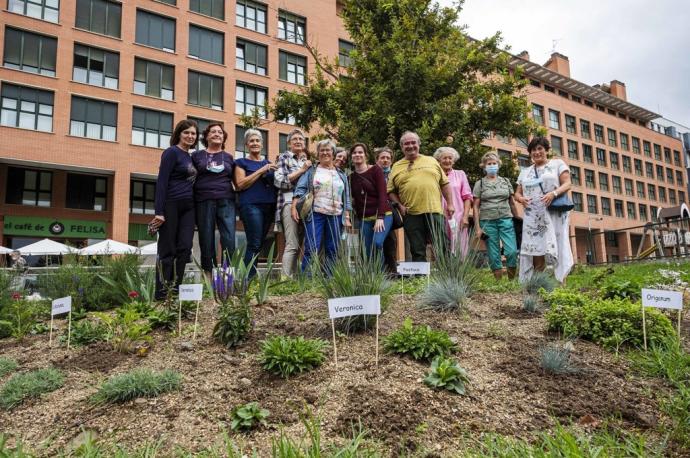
[436,0,690,127]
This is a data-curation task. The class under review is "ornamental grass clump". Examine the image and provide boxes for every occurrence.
[260,336,327,378]
[230,402,270,432]
[384,318,456,361]
[523,295,542,313]
[424,356,469,395]
[91,368,181,405]
[0,368,64,410]
[522,271,558,295]
[539,343,577,375]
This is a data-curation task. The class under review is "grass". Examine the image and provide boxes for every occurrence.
[539,343,577,375]
[476,271,521,293]
[566,260,690,292]
[91,369,182,405]
[0,357,18,378]
[629,336,690,385]
[0,368,64,410]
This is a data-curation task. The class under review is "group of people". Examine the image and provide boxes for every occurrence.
[152,120,574,300]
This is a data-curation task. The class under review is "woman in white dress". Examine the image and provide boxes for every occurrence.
[514,137,573,283]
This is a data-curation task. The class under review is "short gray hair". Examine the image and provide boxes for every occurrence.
[433,146,459,163]
[399,131,420,148]
[243,128,262,145]
[479,151,502,168]
[316,139,336,154]
[286,128,305,144]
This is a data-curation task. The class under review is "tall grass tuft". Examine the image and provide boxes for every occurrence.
[630,335,690,385]
[91,369,181,405]
[0,368,64,410]
[522,270,558,295]
[0,358,18,378]
[539,343,577,375]
[522,295,542,313]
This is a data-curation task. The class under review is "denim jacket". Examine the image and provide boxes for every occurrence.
[293,166,352,225]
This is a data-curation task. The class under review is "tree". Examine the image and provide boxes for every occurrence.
[270,0,540,181]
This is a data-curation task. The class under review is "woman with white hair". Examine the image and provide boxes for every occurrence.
[472,151,518,280]
[234,128,278,278]
[434,146,473,254]
[292,139,351,273]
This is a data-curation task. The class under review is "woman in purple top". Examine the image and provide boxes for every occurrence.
[153,119,198,300]
[192,123,235,277]
[234,129,278,278]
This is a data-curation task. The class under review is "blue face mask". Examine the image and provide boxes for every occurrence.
[207,153,225,173]
[485,164,499,176]
[382,166,391,173]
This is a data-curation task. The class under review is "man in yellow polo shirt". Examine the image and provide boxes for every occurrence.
[388,131,455,261]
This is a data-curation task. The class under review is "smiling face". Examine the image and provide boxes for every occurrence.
[179,127,197,149]
[334,151,347,169]
[401,133,420,159]
[205,126,225,148]
[351,146,367,166]
[289,133,305,154]
[530,144,548,166]
[246,134,262,156]
[319,146,334,167]
[438,152,456,172]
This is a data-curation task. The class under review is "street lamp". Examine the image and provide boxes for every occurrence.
[587,216,604,264]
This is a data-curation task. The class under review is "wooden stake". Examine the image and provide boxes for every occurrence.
[678,309,682,338]
[642,304,648,351]
[66,310,72,350]
[375,315,379,367]
[331,318,338,370]
[49,314,54,347]
[193,300,201,340]
[178,300,182,337]
[401,274,404,298]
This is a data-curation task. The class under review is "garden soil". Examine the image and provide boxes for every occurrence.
[0,291,677,455]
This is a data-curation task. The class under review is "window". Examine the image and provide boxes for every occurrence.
[5,167,52,207]
[601,197,611,216]
[570,166,580,186]
[234,125,267,159]
[158,0,176,4]
[135,10,175,52]
[636,181,645,198]
[594,124,604,143]
[558,90,568,98]
[622,155,631,173]
[596,148,607,166]
[653,144,661,160]
[585,169,595,189]
[607,128,617,147]
[643,141,651,157]
[548,109,560,130]
[587,194,598,214]
[235,82,267,118]
[572,192,583,212]
[189,25,224,64]
[572,95,581,103]
[69,96,117,141]
[8,0,59,23]
[609,151,619,170]
[632,137,640,154]
[656,165,664,181]
[659,187,666,203]
[580,119,591,139]
[278,10,306,44]
[75,0,121,37]
[518,154,530,169]
[597,172,608,191]
[664,147,671,164]
[676,171,683,186]
[188,71,223,110]
[612,176,622,194]
[673,150,681,166]
[279,51,306,85]
[130,180,156,215]
[620,133,629,151]
[680,191,686,205]
[567,140,578,160]
[651,206,658,221]
[582,144,593,163]
[3,28,57,76]
[634,159,642,176]
[550,135,562,156]
[624,178,633,196]
[606,232,619,249]
[670,189,677,205]
[134,58,174,100]
[235,0,267,34]
[544,84,554,93]
[190,0,224,20]
[338,39,354,67]
[647,184,656,200]
[666,168,674,184]
[645,162,653,178]
[131,107,173,148]
[639,204,648,221]
[66,174,107,211]
[532,104,544,125]
[565,114,576,134]
[1,83,53,132]
[236,39,267,75]
[73,44,119,89]
[614,199,624,218]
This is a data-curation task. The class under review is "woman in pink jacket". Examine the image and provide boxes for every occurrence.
[434,147,473,254]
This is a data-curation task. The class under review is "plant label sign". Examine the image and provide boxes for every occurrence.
[641,288,683,310]
[51,296,72,316]
[397,262,431,276]
[179,284,203,301]
[328,295,381,319]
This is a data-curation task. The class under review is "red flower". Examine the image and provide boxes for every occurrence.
[128,291,140,299]
[11,292,22,300]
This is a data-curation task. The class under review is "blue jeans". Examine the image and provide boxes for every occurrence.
[239,203,275,278]
[360,214,393,263]
[302,212,342,273]
[195,198,236,272]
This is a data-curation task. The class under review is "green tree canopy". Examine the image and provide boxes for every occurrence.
[271,0,539,181]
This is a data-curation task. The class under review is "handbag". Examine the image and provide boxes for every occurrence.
[534,165,574,213]
[295,168,315,219]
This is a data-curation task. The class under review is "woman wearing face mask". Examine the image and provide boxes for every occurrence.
[434,147,473,254]
[514,136,573,283]
[472,151,518,280]
[191,123,235,278]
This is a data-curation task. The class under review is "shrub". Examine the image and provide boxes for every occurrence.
[94,305,152,353]
[0,296,47,340]
[213,302,252,349]
[630,336,690,385]
[0,358,18,378]
[91,369,181,404]
[600,278,642,301]
[383,318,456,361]
[424,356,469,395]
[230,402,270,432]
[522,271,558,295]
[541,288,589,308]
[0,368,64,410]
[522,295,542,313]
[539,343,577,375]
[545,297,675,349]
[64,318,108,346]
[260,336,327,378]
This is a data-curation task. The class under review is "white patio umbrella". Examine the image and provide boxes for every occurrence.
[0,246,13,254]
[18,238,74,256]
[79,239,139,255]
[139,242,157,255]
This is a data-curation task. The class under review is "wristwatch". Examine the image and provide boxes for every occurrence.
[552,191,559,198]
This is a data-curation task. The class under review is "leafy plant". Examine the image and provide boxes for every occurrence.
[539,343,577,375]
[65,318,108,346]
[260,336,327,378]
[601,278,642,301]
[384,318,456,361]
[541,288,589,308]
[230,402,270,431]
[91,369,181,405]
[0,368,64,410]
[522,271,558,295]
[523,295,542,313]
[254,243,276,305]
[0,358,18,378]
[424,356,470,395]
[146,305,178,331]
[0,295,46,340]
[213,302,252,349]
[630,336,690,385]
[94,305,152,353]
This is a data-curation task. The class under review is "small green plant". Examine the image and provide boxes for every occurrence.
[419,276,473,311]
[383,318,456,361]
[662,382,690,448]
[0,294,45,339]
[523,295,542,313]
[230,401,270,431]
[91,369,181,405]
[601,278,642,301]
[94,305,152,353]
[0,358,18,377]
[260,336,327,378]
[0,368,64,410]
[539,343,577,375]
[522,271,558,295]
[65,318,108,346]
[541,288,589,308]
[423,356,469,395]
[630,335,690,384]
[213,302,252,349]
[146,304,178,330]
